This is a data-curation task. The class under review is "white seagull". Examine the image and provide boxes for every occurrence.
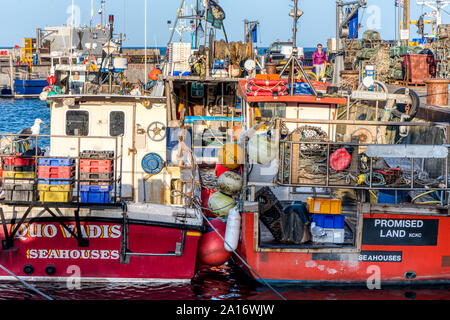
[17,118,44,140]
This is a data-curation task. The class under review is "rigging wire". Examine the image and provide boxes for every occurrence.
[0,264,54,300]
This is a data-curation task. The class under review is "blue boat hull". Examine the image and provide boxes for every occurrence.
[13,79,48,95]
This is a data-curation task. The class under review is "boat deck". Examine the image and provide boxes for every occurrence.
[259,215,357,249]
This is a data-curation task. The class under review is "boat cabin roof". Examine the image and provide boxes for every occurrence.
[48,94,166,104]
[238,80,348,105]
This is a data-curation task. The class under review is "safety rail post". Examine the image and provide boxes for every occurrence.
[289,141,293,185]
[326,143,330,187]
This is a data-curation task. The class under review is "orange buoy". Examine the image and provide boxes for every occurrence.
[197,219,231,266]
[149,68,162,81]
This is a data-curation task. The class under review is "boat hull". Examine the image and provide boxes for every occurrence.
[236,207,450,285]
[13,79,48,96]
[0,218,201,282]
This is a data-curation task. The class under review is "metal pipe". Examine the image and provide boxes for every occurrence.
[259,118,448,127]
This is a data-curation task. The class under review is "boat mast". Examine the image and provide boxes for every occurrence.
[145,0,148,91]
[403,0,411,46]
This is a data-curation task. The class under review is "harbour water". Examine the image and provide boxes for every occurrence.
[0,98,448,301]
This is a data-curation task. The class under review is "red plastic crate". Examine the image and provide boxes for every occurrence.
[80,165,113,173]
[2,155,35,166]
[38,165,75,179]
[80,159,113,173]
[80,159,113,167]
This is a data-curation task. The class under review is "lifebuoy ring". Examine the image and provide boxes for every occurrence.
[246,91,289,97]
[250,79,287,86]
[246,85,287,92]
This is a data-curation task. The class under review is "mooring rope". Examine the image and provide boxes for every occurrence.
[0,264,54,300]
[192,201,287,301]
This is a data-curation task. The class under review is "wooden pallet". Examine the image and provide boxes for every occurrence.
[398,81,426,87]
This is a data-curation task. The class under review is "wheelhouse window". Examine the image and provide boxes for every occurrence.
[257,102,286,118]
[66,110,89,136]
[110,111,125,136]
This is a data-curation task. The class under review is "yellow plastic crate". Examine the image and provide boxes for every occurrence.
[2,171,35,179]
[39,191,73,203]
[307,198,342,215]
[37,184,73,192]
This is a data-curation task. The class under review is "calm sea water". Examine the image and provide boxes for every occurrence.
[0,98,448,301]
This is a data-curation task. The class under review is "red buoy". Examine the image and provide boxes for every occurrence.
[329,147,352,171]
[46,75,56,85]
[197,219,231,266]
[215,163,241,178]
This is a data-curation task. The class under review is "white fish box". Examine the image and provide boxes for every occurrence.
[312,228,345,244]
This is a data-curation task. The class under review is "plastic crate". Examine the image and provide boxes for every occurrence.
[79,164,113,174]
[80,159,113,168]
[79,185,111,203]
[37,184,73,192]
[38,179,73,185]
[80,151,114,159]
[378,190,408,204]
[2,183,35,202]
[38,165,75,179]
[307,198,342,215]
[3,178,34,184]
[81,181,112,186]
[2,171,35,179]
[312,228,345,244]
[38,158,75,166]
[3,164,34,172]
[2,156,35,166]
[312,214,345,229]
[80,172,113,181]
[39,190,73,202]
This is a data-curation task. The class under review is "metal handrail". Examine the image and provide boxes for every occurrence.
[0,133,124,204]
[277,139,449,196]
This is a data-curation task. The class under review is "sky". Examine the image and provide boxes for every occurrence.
[0,0,448,48]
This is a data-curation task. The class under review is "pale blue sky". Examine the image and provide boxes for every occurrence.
[0,0,448,47]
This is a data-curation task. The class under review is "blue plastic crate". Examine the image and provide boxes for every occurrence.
[79,185,111,203]
[38,179,73,185]
[38,158,75,166]
[313,214,345,229]
[377,190,408,204]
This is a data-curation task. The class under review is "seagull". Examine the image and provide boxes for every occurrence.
[17,118,44,140]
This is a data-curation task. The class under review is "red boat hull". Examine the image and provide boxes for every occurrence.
[0,220,201,282]
[236,209,450,285]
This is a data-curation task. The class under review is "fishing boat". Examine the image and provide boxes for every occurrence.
[0,0,247,283]
[233,76,450,285]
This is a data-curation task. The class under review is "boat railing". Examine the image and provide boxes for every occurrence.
[274,119,450,204]
[0,133,124,205]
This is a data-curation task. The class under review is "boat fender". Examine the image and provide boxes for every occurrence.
[329,147,352,171]
[197,219,231,266]
[224,206,241,252]
[39,91,49,101]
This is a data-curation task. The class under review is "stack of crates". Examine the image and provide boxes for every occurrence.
[79,151,114,204]
[2,154,36,202]
[307,198,345,244]
[37,158,75,202]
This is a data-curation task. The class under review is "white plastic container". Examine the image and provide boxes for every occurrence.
[312,228,345,244]
[224,206,241,252]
